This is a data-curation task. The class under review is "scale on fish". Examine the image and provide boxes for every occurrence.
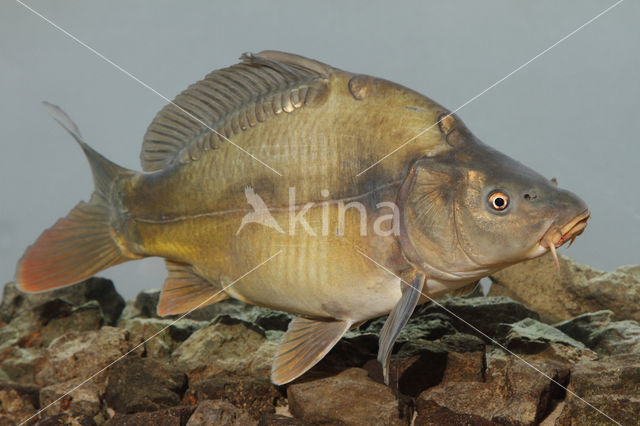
[15,51,590,385]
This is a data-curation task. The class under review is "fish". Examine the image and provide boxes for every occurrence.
[15,51,590,385]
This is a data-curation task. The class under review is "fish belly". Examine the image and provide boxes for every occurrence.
[131,201,405,322]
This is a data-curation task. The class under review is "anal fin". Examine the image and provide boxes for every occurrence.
[157,260,228,316]
[378,269,426,385]
[271,317,352,385]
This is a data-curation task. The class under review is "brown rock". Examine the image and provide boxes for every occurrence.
[490,255,640,322]
[1,278,124,326]
[0,382,40,425]
[258,413,311,425]
[171,316,275,382]
[365,334,485,397]
[415,400,498,426]
[39,380,101,417]
[35,326,129,390]
[554,353,640,425]
[105,405,195,426]
[105,357,186,414]
[287,368,412,425]
[35,412,97,425]
[417,350,570,425]
[186,399,256,426]
[183,376,280,419]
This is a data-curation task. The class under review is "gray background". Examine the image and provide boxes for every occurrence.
[1,1,638,300]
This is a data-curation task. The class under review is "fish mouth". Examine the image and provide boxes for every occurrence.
[540,209,590,270]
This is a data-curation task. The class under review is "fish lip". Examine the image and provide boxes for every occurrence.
[540,209,591,249]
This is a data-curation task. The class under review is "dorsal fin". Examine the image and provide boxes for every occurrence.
[141,51,331,171]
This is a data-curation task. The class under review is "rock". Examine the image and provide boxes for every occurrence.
[105,405,195,426]
[287,368,412,425]
[186,400,257,426]
[1,278,124,326]
[417,350,570,425]
[0,382,40,425]
[555,310,640,356]
[497,318,586,353]
[183,376,280,419]
[35,412,97,425]
[171,315,275,382]
[554,353,640,425]
[133,289,162,318]
[119,317,207,358]
[490,255,640,322]
[124,289,294,334]
[38,301,104,347]
[414,400,497,426]
[105,357,186,414]
[0,347,42,384]
[39,380,101,417]
[35,326,130,389]
[1,299,103,349]
[258,413,311,425]
[420,296,540,340]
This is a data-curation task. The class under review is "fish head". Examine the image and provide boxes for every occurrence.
[398,115,589,280]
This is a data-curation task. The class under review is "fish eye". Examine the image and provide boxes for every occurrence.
[488,191,509,211]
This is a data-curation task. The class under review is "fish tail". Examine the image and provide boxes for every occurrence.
[15,103,136,293]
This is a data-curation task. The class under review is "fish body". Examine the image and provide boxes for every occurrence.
[16,51,589,384]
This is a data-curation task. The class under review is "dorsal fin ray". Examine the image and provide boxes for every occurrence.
[141,51,331,172]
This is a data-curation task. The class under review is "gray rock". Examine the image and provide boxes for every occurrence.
[287,368,412,425]
[133,289,162,318]
[171,315,276,383]
[1,277,124,326]
[119,317,207,358]
[186,399,257,426]
[497,318,586,353]
[35,326,130,389]
[39,379,101,417]
[420,296,540,339]
[555,310,640,356]
[0,347,42,384]
[105,357,186,414]
[490,255,640,323]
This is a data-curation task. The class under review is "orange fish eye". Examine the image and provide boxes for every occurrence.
[488,191,509,211]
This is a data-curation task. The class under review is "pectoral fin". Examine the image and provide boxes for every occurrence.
[378,269,426,385]
[157,260,229,316]
[271,317,352,385]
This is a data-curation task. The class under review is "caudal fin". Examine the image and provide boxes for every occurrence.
[15,103,134,293]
